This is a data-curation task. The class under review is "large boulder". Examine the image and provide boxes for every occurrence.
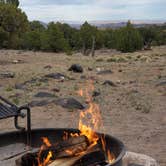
[45,73,66,80]
[68,64,83,73]
[54,98,85,110]
[97,69,113,75]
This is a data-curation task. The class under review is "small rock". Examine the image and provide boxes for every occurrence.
[96,67,101,72]
[68,64,83,73]
[13,60,19,64]
[118,69,123,72]
[0,72,15,79]
[34,92,55,98]
[158,68,164,71]
[54,98,85,110]
[45,73,66,80]
[103,80,116,87]
[52,88,60,92]
[97,70,113,75]
[156,81,166,86]
[117,80,121,84]
[122,82,127,85]
[88,67,93,71]
[12,59,23,64]
[129,80,137,84]
[15,83,25,90]
[44,65,52,69]
[92,91,101,97]
[80,75,86,79]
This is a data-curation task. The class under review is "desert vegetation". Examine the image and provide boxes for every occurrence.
[0,0,166,53]
[0,46,166,165]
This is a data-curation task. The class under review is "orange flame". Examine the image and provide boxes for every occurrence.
[77,89,83,97]
[41,137,51,147]
[107,150,115,163]
[63,131,69,140]
[101,136,115,163]
[79,103,102,144]
[65,149,74,155]
[78,80,115,163]
[70,133,80,137]
[36,80,115,165]
[77,80,102,145]
[37,138,53,166]
[43,151,52,166]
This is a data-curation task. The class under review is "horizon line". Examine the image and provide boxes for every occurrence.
[35,19,166,24]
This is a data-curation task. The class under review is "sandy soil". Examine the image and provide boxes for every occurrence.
[0,46,166,165]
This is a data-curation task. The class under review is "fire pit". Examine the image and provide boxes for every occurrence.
[0,128,125,166]
[0,81,126,166]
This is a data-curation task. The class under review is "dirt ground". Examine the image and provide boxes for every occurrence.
[0,46,166,165]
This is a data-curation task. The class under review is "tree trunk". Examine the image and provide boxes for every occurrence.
[82,42,86,55]
[91,36,96,57]
[8,32,19,49]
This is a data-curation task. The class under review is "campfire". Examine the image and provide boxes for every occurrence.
[15,80,116,166]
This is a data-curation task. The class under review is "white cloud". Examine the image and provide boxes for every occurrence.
[19,0,166,22]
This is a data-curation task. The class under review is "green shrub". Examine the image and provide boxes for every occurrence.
[5,86,13,92]
[0,3,28,49]
[12,98,20,105]
[65,50,73,56]
[96,58,104,62]
[107,58,117,62]
[0,27,9,48]
[22,31,41,50]
[116,21,143,52]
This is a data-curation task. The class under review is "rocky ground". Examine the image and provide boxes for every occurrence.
[0,46,166,165]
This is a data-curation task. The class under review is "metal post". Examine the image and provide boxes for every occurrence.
[26,107,31,146]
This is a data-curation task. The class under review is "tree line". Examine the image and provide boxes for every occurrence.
[0,1,166,54]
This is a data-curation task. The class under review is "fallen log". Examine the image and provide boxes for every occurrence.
[16,135,89,166]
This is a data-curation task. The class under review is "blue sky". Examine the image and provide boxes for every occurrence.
[19,0,166,22]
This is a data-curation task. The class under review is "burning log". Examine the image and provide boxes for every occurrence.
[15,135,90,166]
[48,144,100,166]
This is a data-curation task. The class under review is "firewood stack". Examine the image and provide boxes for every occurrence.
[15,135,101,166]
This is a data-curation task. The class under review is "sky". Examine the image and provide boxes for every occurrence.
[19,0,166,23]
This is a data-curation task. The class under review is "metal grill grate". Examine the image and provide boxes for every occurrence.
[0,96,31,146]
[0,102,18,119]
